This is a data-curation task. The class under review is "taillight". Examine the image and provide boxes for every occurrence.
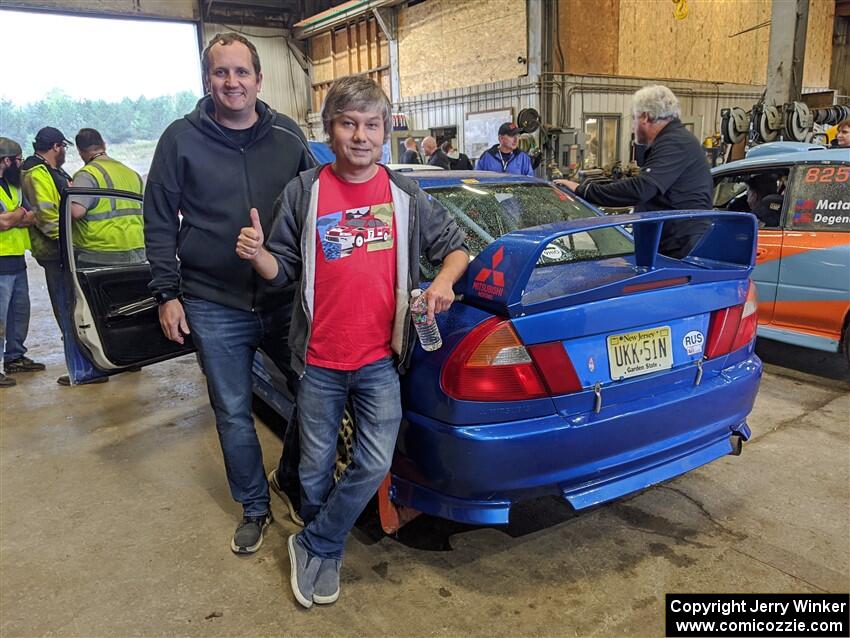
[731,283,758,351]
[527,342,583,395]
[705,282,758,359]
[441,318,582,401]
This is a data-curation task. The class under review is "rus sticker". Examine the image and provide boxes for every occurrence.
[683,330,704,356]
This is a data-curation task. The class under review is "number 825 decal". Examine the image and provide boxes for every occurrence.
[804,166,850,183]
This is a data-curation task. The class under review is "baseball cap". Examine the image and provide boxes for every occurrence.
[498,122,523,136]
[0,137,22,158]
[34,126,71,149]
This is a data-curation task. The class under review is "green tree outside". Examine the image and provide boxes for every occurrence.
[0,90,201,173]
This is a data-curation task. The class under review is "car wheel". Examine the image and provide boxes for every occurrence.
[382,231,389,242]
[354,236,364,248]
[334,404,355,482]
[843,321,850,367]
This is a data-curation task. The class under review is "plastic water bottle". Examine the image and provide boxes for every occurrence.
[410,289,442,351]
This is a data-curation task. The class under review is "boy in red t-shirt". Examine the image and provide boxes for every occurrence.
[237,76,468,608]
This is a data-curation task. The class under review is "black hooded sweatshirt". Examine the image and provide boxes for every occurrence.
[144,96,315,311]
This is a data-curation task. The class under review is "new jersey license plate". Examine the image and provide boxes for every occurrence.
[607,326,673,380]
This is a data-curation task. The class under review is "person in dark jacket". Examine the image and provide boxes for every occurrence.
[237,76,467,608]
[746,174,783,228]
[556,85,713,258]
[423,136,452,169]
[144,32,314,556]
[443,141,473,170]
[475,122,534,176]
[400,137,421,164]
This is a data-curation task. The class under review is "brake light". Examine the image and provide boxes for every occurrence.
[441,318,581,401]
[704,282,758,359]
[622,276,690,294]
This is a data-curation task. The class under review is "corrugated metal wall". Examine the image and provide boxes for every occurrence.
[546,74,766,163]
[380,74,765,163]
[202,23,312,126]
[393,77,541,158]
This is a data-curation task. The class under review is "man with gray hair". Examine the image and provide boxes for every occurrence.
[558,84,713,258]
[237,75,468,607]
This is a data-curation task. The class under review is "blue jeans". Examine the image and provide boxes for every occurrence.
[37,259,106,384]
[37,258,63,331]
[183,296,293,518]
[0,270,30,367]
[297,357,401,560]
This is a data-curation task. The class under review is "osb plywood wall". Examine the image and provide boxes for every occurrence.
[803,0,836,88]
[557,0,619,75]
[397,0,527,98]
[308,18,391,112]
[616,0,834,87]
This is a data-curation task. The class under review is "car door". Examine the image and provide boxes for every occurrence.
[773,162,850,346]
[60,187,194,380]
[712,169,787,324]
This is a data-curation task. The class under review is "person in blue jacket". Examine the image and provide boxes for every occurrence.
[475,122,534,176]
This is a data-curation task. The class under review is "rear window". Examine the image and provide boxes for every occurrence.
[426,182,633,266]
[788,164,850,232]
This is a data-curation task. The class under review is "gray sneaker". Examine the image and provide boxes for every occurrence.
[268,469,304,527]
[230,513,272,554]
[288,534,321,608]
[313,558,341,604]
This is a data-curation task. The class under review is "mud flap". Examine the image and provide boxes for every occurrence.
[378,475,422,533]
[729,432,744,456]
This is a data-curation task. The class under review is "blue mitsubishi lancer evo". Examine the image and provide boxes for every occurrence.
[250,171,763,531]
[59,170,762,533]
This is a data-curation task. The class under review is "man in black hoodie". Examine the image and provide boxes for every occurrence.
[144,33,314,555]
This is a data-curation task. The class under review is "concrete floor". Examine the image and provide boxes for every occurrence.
[1,261,848,637]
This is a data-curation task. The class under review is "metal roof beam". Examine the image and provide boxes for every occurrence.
[292,0,402,40]
[372,6,395,40]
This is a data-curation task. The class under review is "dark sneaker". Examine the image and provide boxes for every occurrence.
[268,469,304,527]
[0,373,16,388]
[313,558,341,605]
[288,534,321,608]
[4,356,46,373]
[57,375,109,386]
[231,513,272,555]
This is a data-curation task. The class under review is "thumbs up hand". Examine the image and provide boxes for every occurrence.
[236,207,265,261]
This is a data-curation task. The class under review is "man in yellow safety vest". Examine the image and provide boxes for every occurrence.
[0,137,45,387]
[21,126,107,386]
[71,128,145,267]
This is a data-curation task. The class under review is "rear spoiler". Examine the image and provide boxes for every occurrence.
[456,211,757,317]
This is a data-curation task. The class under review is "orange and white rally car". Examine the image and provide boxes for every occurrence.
[712,143,850,362]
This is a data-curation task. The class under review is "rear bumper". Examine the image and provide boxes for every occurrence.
[392,355,761,525]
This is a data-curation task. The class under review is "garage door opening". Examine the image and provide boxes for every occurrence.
[0,9,202,177]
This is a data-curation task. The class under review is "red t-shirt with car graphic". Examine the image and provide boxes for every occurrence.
[307,165,397,370]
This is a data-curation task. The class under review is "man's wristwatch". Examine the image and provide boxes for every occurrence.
[153,291,179,305]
